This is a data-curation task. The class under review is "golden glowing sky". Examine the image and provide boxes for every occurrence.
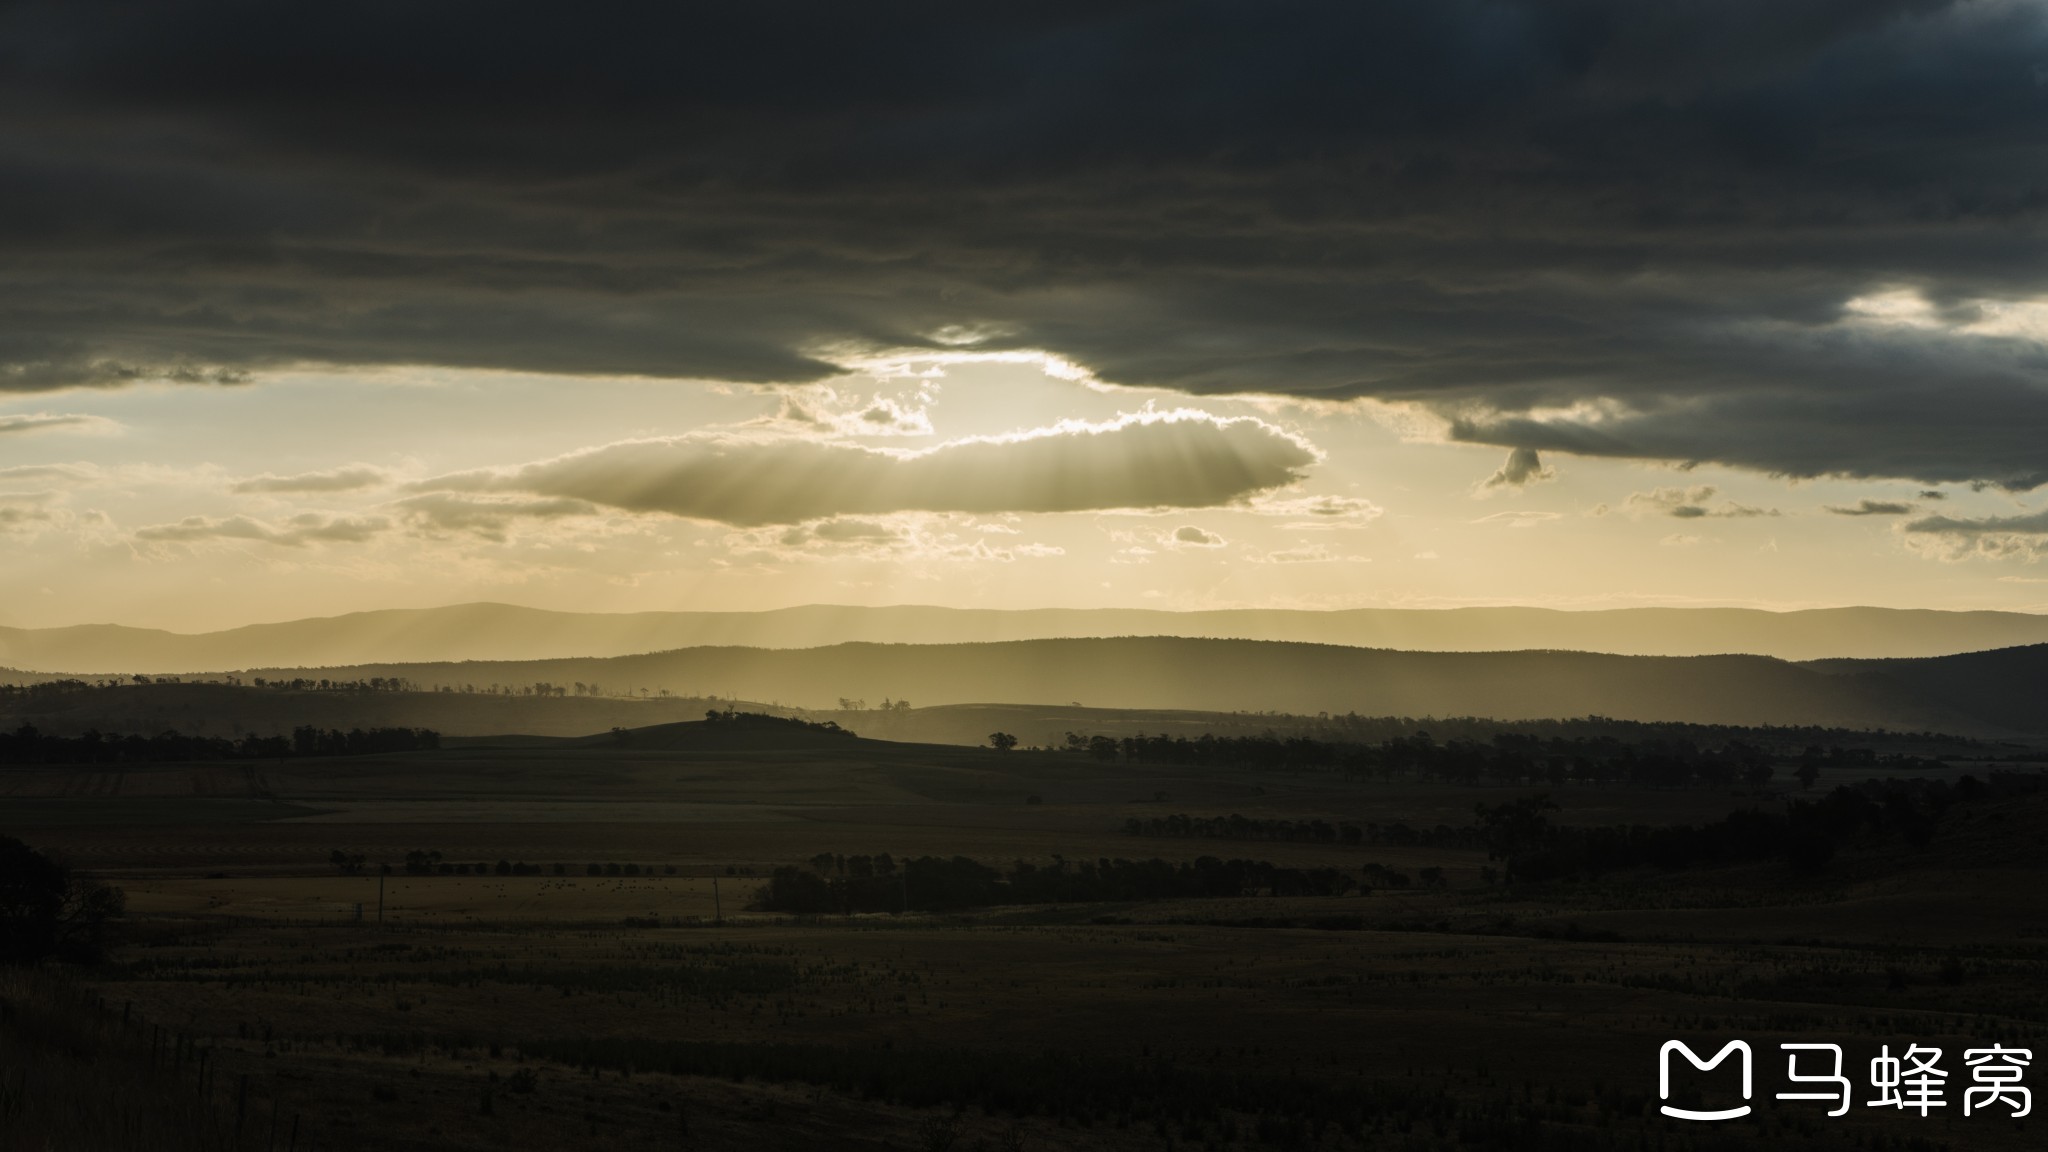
[1,351,2039,632]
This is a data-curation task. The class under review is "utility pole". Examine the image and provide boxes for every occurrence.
[377,864,388,923]
[712,874,723,926]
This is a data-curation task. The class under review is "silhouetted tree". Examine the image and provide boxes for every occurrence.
[988,732,1018,752]
[0,837,124,965]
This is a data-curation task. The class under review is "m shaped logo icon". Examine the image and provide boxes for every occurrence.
[1659,1040,1753,1120]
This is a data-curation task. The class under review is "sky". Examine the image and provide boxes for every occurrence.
[2,1,2046,630]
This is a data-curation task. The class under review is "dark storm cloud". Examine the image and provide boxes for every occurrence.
[4,2,2048,485]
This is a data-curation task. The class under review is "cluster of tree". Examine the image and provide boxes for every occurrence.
[1479,773,2047,882]
[0,679,107,698]
[0,723,439,765]
[1124,813,1480,850]
[1192,711,1985,755]
[398,850,555,876]
[385,850,708,877]
[250,676,418,692]
[424,680,682,697]
[834,697,913,712]
[0,837,124,965]
[584,861,680,877]
[1067,730,1825,790]
[700,709,852,735]
[755,852,1360,914]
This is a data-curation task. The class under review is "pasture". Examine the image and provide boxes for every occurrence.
[5,728,2045,1150]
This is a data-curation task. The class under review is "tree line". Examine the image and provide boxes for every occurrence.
[1125,813,1480,850]
[754,853,1361,914]
[1478,772,2045,882]
[1065,729,1956,790]
[0,723,439,765]
[1115,711,1984,754]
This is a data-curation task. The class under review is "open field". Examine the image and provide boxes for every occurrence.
[7,725,2047,1150]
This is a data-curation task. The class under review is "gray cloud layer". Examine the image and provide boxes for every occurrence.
[415,413,1317,526]
[1900,506,2048,560]
[4,3,2048,486]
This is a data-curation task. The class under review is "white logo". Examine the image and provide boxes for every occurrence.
[1659,1040,1753,1121]
[1776,1043,1850,1117]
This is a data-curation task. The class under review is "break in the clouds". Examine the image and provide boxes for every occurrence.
[230,466,390,495]
[4,2,2048,489]
[413,412,1318,527]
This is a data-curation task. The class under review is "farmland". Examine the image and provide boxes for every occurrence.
[5,714,2046,1150]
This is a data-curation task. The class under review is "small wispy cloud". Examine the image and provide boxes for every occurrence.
[135,513,392,548]
[0,413,120,436]
[1474,510,1562,529]
[231,466,390,494]
[1899,507,2048,562]
[1824,499,1915,516]
[1624,486,1777,520]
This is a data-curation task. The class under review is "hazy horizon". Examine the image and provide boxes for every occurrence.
[13,596,2048,636]
[9,600,2048,674]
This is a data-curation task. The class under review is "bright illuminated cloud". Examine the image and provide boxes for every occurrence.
[414,411,1318,527]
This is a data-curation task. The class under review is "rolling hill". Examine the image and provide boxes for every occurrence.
[196,637,2048,736]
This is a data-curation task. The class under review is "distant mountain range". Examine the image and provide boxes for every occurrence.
[5,602,2048,672]
[204,637,2046,736]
